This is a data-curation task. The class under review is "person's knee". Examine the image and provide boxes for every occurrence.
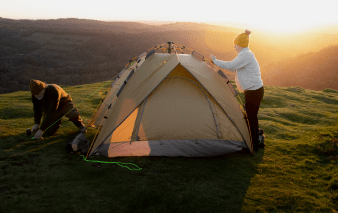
[67,108,80,120]
[44,120,62,136]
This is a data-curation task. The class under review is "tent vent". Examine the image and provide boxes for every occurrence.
[108,103,112,109]
[125,69,134,83]
[146,49,155,59]
[137,51,147,60]
[192,51,204,61]
[117,71,123,79]
[117,83,126,97]
[104,116,108,119]
[217,70,229,83]
[116,70,135,97]
[110,75,119,88]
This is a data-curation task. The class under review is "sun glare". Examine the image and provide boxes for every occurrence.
[1,0,336,35]
[249,22,316,34]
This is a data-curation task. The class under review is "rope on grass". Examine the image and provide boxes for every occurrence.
[81,155,142,170]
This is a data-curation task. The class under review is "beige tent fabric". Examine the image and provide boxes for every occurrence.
[88,53,252,158]
[109,107,139,142]
[178,54,251,150]
[107,64,242,142]
[137,77,218,140]
[89,54,179,155]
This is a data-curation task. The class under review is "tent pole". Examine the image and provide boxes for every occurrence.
[168,41,173,54]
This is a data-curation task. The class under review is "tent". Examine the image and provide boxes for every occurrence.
[86,42,252,158]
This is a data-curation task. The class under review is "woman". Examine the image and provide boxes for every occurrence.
[210,29,264,152]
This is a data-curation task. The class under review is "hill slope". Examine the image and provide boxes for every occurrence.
[0,82,337,212]
[262,45,338,90]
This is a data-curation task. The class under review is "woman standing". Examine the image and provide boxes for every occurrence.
[210,29,264,152]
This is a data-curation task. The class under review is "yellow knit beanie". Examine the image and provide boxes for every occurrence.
[234,29,252,48]
[30,79,46,95]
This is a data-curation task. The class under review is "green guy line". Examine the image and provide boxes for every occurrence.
[81,155,142,171]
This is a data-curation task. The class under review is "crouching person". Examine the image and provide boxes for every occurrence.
[30,79,87,139]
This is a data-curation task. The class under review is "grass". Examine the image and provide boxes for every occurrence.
[1,82,338,213]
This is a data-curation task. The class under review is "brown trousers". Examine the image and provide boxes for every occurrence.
[244,86,264,148]
[43,101,83,135]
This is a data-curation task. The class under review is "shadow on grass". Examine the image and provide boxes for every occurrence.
[1,130,264,213]
[0,129,80,160]
[114,150,264,213]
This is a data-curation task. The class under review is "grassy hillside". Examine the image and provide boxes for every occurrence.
[0,82,338,212]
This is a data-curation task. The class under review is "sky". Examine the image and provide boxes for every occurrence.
[1,0,337,33]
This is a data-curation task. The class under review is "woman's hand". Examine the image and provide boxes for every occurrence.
[210,55,216,62]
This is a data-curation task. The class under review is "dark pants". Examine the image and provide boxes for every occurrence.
[44,101,84,136]
[244,86,264,148]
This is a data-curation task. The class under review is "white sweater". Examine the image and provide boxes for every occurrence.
[213,48,263,92]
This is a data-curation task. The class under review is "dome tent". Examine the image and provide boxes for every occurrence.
[85,42,252,158]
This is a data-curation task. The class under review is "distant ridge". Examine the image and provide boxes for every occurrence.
[262,45,338,91]
[0,17,338,93]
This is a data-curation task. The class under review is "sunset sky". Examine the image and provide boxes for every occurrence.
[1,0,337,33]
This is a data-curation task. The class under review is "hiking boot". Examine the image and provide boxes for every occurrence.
[258,134,265,148]
[79,125,87,133]
[258,128,264,135]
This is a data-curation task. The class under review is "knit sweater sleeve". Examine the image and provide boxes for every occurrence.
[213,52,249,72]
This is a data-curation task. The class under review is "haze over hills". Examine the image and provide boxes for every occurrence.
[0,17,337,93]
[262,45,338,91]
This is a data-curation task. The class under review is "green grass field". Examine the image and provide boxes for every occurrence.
[1,82,337,213]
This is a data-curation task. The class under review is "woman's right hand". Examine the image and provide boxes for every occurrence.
[210,55,216,62]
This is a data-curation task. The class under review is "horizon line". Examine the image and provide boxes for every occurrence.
[1,17,338,34]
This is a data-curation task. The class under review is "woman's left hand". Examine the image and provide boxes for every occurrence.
[210,55,216,62]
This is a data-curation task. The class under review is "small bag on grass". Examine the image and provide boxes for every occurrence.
[258,128,265,147]
[65,133,90,155]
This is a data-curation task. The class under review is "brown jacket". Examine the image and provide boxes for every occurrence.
[32,84,72,131]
